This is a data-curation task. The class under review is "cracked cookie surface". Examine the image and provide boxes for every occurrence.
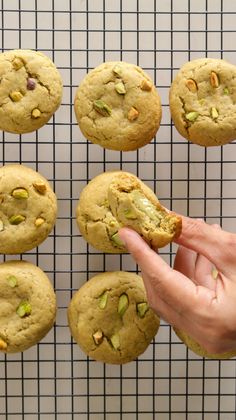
[76,170,181,253]
[0,49,63,133]
[0,260,56,353]
[74,61,162,151]
[67,271,160,364]
[0,164,57,254]
[169,58,236,146]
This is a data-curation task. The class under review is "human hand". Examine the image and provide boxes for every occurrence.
[119,217,236,354]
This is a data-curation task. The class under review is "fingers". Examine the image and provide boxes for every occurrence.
[175,216,236,276]
[194,254,217,290]
[174,245,197,280]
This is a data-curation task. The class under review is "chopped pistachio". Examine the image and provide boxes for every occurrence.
[124,209,137,219]
[111,232,125,247]
[112,64,122,76]
[93,329,103,345]
[110,333,120,350]
[35,217,45,227]
[16,301,31,318]
[185,111,199,122]
[10,91,23,102]
[9,214,25,225]
[186,78,198,92]
[115,82,126,95]
[33,181,47,194]
[211,107,219,119]
[198,98,205,105]
[137,302,149,318]
[12,58,23,70]
[31,108,41,118]
[223,87,229,95]
[140,79,152,91]
[0,220,4,232]
[99,291,108,309]
[128,107,139,121]
[93,100,112,116]
[7,275,17,288]
[212,267,218,280]
[12,188,29,199]
[210,71,219,88]
[118,294,129,317]
[0,338,7,351]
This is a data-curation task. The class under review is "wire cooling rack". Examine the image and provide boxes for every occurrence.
[1,0,236,419]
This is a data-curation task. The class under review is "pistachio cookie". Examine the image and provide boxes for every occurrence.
[68,271,160,364]
[76,170,182,253]
[0,49,63,133]
[0,164,57,254]
[169,58,236,146]
[174,328,236,360]
[0,260,56,353]
[74,61,162,151]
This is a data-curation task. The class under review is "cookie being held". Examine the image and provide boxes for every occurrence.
[0,164,57,254]
[67,271,160,364]
[0,260,56,353]
[169,58,236,146]
[74,61,161,151]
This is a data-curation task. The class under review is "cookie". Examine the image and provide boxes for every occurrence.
[76,170,182,253]
[74,61,162,151]
[0,260,56,353]
[0,164,57,254]
[169,58,236,146]
[0,49,63,134]
[174,328,236,360]
[67,271,160,364]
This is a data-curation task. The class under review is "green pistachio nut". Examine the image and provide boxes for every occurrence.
[123,209,137,219]
[211,107,219,119]
[93,100,112,116]
[137,302,149,318]
[118,293,129,316]
[112,64,122,76]
[9,214,25,225]
[7,275,17,288]
[12,188,29,199]
[99,291,108,309]
[223,87,229,95]
[16,301,31,318]
[115,82,126,95]
[185,111,199,122]
[111,232,125,247]
[110,333,120,350]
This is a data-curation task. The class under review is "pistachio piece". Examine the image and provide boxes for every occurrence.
[223,87,229,95]
[210,71,219,88]
[115,82,126,95]
[0,220,4,232]
[185,111,199,122]
[112,64,122,76]
[9,214,25,225]
[7,275,17,288]
[27,78,36,90]
[0,338,7,351]
[16,301,31,318]
[128,107,139,121]
[12,58,23,70]
[130,190,158,221]
[35,217,45,227]
[198,98,205,105]
[12,188,29,199]
[93,100,112,116]
[123,209,137,219]
[211,107,219,119]
[140,79,152,91]
[99,291,108,309]
[31,108,41,118]
[10,91,23,102]
[118,294,129,317]
[212,267,218,280]
[93,329,103,345]
[33,181,47,194]
[137,302,149,318]
[111,232,125,247]
[186,79,198,92]
[110,333,120,350]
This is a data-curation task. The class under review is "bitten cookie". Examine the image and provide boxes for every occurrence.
[67,271,160,364]
[76,171,182,253]
[169,58,236,146]
[174,328,236,360]
[0,49,63,134]
[74,61,162,151]
[0,164,57,254]
[0,260,56,353]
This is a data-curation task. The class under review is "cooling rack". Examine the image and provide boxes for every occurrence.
[1,0,236,418]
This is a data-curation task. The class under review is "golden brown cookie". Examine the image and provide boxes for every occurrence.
[74,61,162,151]
[169,58,236,146]
[67,271,160,364]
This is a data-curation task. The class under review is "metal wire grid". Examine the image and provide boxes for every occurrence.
[0,0,236,418]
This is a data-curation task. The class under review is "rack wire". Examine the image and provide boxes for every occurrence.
[1,0,236,418]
